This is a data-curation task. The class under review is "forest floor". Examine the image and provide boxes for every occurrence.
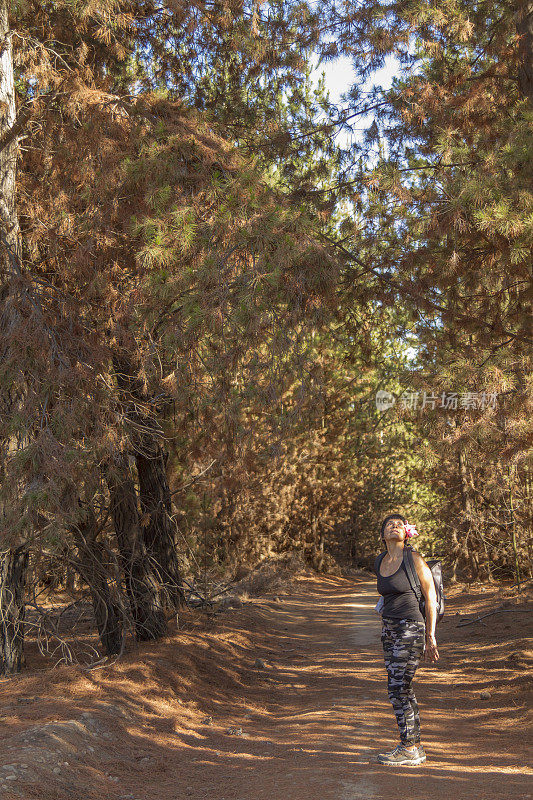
[0,568,532,800]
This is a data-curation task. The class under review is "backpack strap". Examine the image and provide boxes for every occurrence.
[403,546,423,603]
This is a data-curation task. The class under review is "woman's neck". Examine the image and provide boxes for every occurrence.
[385,541,405,560]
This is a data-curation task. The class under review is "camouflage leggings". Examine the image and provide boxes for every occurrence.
[381,616,426,745]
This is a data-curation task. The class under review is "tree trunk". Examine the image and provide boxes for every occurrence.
[135,431,185,611]
[316,530,325,572]
[0,546,28,674]
[310,516,324,572]
[103,453,168,640]
[516,0,533,104]
[508,463,522,591]
[0,1,29,677]
[71,504,124,656]
[447,526,460,582]
[525,463,533,578]
[458,447,481,579]
[0,0,20,267]
[112,352,185,612]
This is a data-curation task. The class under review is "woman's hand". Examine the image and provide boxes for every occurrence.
[424,632,439,662]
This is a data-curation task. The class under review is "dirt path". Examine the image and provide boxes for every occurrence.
[179,576,531,800]
[1,574,532,800]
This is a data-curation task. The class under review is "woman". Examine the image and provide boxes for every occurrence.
[374,513,439,766]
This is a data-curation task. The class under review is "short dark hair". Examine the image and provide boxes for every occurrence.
[380,513,407,540]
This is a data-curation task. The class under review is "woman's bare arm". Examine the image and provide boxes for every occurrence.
[412,551,439,662]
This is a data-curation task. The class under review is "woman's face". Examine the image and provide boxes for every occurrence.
[383,518,406,542]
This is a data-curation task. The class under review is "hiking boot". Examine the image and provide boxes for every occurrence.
[377,744,424,766]
[416,744,426,763]
[376,744,402,762]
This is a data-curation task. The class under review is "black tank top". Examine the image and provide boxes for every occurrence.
[375,554,424,623]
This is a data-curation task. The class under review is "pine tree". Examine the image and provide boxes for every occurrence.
[0,0,345,669]
[323,0,533,578]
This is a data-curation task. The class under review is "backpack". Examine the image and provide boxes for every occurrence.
[374,547,445,624]
[403,545,445,624]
